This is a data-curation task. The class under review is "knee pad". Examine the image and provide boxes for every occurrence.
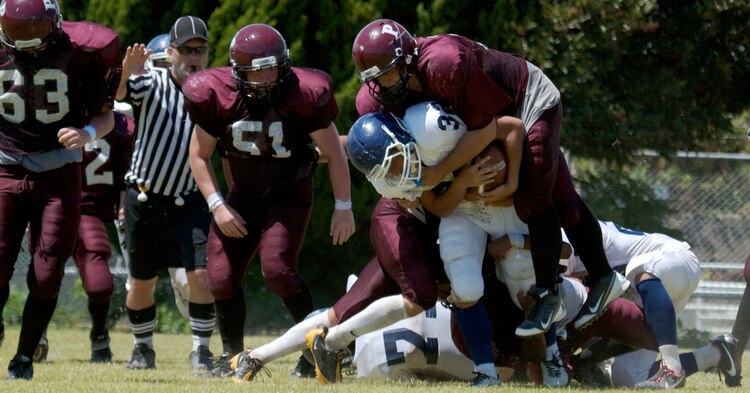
[445,259,484,303]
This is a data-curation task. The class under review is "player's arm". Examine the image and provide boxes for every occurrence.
[189,124,247,238]
[116,43,150,101]
[478,116,524,204]
[57,104,115,150]
[311,123,356,246]
[420,156,494,217]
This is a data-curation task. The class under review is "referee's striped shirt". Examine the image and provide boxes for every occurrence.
[124,67,197,197]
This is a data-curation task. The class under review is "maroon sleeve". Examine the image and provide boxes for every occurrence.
[288,68,338,133]
[183,68,238,137]
[65,22,122,115]
[355,85,385,116]
[418,36,512,130]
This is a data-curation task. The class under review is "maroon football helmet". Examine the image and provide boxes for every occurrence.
[230,24,291,104]
[352,19,418,105]
[0,0,62,64]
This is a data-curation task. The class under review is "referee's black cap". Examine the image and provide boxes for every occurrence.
[170,16,208,45]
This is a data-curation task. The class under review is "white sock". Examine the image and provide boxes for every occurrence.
[250,310,330,363]
[325,295,408,351]
[475,362,498,379]
[659,344,682,374]
[692,343,721,372]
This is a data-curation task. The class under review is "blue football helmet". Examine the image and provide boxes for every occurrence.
[146,33,170,69]
[346,112,422,189]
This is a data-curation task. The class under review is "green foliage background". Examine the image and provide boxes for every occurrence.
[42,0,750,332]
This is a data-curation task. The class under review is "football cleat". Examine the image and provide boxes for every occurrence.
[541,351,569,387]
[469,372,500,387]
[712,334,742,387]
[574,270,629,330]
[6,354,33,380]
[33,335,49,363]
[290,354,316,379]
[306,327,344,384]
[515,287,567,337]
[125,344,156,370]
[90,332,112,363]
[634,364,685,389]
[231,351,269,383]
[189,345,214,371]
[208,352,234,378]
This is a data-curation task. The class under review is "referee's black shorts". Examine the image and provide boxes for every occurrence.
[124,185,211,280]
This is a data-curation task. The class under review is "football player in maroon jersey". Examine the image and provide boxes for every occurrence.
[185,24,355,372]
[0,0,120,380]
[352,18,629,385]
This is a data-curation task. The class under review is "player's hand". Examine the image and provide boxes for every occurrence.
[57,127,91,150]
[488,235,512,261]
[213,204,248,238]
[123,43,151,75]
[419,165,447,189]
[330,209,355,245]
[454,156,496,190]
[478,183,514,206]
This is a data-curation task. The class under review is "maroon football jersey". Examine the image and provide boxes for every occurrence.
[80,111,134,221]
[183,66,338,188]
[0,21,122,154]
[357,34,528,130]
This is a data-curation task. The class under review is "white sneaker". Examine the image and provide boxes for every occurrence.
[541,351,569,387]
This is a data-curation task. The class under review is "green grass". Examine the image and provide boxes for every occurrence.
[0,327,746,392]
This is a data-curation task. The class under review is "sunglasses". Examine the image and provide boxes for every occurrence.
[174,45,208,55]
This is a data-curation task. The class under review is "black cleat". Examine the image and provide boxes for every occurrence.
[306,327,344,384]
[90,332,112,363]
[574,271,629,330]
[290,354,316,379]
[189,345,214,371]
[469,372,500,387]
[208,352,234,378]
[6,354,33,380]
[713,334,742,387]
[125,343,156,369]
[515,287,567,337]
[33,335,49,363]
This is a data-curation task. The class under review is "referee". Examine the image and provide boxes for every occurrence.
[116,16,216,372]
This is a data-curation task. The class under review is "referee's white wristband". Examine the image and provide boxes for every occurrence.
[206,192,224,212]
[83,125,97,141]
[508,233,525,249]
[334,198,352,210]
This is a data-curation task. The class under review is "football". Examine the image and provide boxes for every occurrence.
[470,142,508,195]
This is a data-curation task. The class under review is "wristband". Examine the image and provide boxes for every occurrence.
[206,192,224,212]
[334,198,352,210]
[83,124,97,141]
[508,233,524,249]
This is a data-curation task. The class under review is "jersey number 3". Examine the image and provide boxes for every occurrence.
[0,69,69,124]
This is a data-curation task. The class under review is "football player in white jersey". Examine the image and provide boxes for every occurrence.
[562,220,701,388]
[347,101,585,387]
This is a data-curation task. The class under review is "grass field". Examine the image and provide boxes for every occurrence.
[0,327,746,392]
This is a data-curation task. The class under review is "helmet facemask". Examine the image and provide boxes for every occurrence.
[233,53,290,105]
[359,50,414,106]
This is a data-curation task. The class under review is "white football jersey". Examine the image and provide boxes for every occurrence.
[402,101,467,168]
[563,220,690,275]
[353,302,475,381]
